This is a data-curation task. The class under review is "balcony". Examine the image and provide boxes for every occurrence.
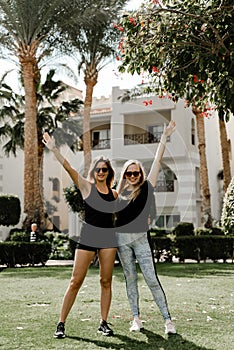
[124,132,163,145]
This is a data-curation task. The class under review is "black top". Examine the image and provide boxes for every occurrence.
[115,180,154,233]
[79,184,117,248]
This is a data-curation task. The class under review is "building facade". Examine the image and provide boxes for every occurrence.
[0,86,233,240]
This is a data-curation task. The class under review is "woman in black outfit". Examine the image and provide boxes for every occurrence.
[43,132,117,338]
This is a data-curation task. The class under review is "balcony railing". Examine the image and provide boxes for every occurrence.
[124,132,163,145]
[154,180,174,192]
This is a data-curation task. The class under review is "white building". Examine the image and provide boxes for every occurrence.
[0,86,233,240]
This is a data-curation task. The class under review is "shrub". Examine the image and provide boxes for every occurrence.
[44,231,73,259]
[174,235,234,263]
[0,195,21,226]
[172,222,194,237]
[63,184,84,217]
[0,241,51,267]
[221,176,234,234]
[9,230,30,242]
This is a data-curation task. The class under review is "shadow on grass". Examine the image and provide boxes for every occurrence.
[66,331,214,350]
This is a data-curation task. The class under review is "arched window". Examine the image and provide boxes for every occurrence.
[191,118,195,145]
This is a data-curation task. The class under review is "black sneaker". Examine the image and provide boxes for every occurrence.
[97,320,114,336]
[54,322,65,338]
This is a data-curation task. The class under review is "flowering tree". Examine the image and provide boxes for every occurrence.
[221,176,234,235]
[117,0,233,226]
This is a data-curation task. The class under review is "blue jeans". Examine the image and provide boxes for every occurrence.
[117,232,171,320]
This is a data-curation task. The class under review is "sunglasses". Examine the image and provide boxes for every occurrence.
[94,167,108,173]
[125,171,141,178]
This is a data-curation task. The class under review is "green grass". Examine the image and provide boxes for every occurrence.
[0,263,234,350]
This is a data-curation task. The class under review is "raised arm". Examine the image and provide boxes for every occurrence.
[43,132,90,197]
[147,120,176,187]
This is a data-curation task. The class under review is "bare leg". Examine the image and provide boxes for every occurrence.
[59,249,96,322]
[98,248,117,321]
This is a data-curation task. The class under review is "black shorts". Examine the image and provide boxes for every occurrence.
[76,243,117,252]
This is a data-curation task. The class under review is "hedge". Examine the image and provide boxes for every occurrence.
[0,242,52,267]
[174,235,234,263]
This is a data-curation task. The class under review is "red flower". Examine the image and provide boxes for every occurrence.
[143,100,153,106]
[152,66,159,73]
[193,75,204,84]
[129,17,136,26]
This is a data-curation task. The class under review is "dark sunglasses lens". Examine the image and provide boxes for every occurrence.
[95,167,108,173]
[125,171,140,177]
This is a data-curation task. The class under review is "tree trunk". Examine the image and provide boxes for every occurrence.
[20,56,44,230]
[83,65,98,176]
[193,107,212,228]
[38,131,46,230]
[218,117,231,192]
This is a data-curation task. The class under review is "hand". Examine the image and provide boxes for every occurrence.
[164,120,176,137]
[42,132,56,150]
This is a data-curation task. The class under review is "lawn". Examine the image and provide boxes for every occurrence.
[0,263,233,350]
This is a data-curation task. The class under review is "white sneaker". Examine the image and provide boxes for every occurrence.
[165,320,176,334]
[129,318,144,332]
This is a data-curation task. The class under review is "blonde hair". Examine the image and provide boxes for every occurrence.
[88,156,115,188]
[117,160,146,200]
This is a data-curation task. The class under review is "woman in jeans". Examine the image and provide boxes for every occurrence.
[115,120,176,334]
[43,132,117,338]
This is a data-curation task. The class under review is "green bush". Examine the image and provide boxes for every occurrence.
[150,228,168,237]
[0,195,21,226]
[8,230,30,242]
[63,184,84,217]
[44,231,74,260]
[172,222,194,237]
[0,242,51,267]
[195,227,210,236]
[175,235,234,263]
[195,227,224,236]
[150,236,173,262]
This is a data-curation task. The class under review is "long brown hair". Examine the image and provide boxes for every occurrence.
[117,160,146,200]
[88,156,115,188]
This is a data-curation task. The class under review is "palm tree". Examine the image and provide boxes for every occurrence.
[0,0,95,229]
[64,0,128,175]
[0,69,83,228]
[0,0,61,229]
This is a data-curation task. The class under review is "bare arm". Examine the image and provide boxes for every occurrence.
[42,132,90,197]
[147,120,176,187]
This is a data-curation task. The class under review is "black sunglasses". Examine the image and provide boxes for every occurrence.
[94,167,108,173]
[125,171,141,178]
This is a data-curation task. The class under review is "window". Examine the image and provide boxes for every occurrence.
[52,178,60,202]
[156,214,180,228]
[92,129,110,149]
[52,216,60,231]
[148,125,163,143]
